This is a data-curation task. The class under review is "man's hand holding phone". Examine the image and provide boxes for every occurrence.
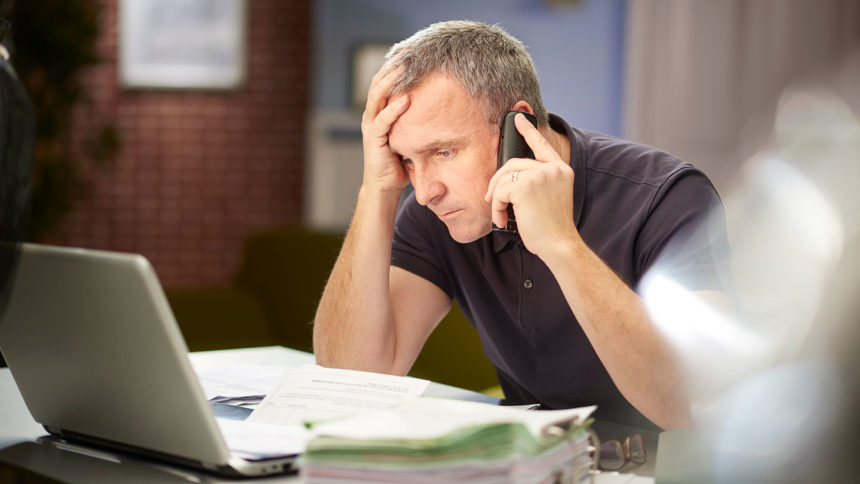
[493,111,537,233]
[485,112,578,261]
[360,62,411,194]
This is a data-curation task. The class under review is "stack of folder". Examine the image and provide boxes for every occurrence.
[301,398,594,483]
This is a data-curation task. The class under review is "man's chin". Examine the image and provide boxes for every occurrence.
[444,221,492,244]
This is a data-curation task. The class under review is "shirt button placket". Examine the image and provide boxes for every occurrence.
[520,279,535,338]
[516,243,537,345]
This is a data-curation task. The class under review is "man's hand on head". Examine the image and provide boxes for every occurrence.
[484,113,579,260]
[361,62,412,194]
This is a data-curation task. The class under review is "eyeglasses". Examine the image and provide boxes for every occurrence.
[544,425,646,482]
[592,432,646,471]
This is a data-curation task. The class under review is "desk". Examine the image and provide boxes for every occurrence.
[0,346,654,483]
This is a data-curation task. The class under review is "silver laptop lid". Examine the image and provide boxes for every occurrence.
[0,244,231,466]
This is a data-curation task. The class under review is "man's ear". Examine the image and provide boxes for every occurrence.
[510,100,534,114]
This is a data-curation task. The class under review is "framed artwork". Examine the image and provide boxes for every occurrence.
[119,0,246,89]
[350,42,391,109]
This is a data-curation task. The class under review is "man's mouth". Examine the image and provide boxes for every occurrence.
[438,209,461,220]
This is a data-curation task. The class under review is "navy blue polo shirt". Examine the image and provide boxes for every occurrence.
[391,114,731,430]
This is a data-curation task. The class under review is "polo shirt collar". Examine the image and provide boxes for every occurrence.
[551,113,587,229]
[491,113,587,253]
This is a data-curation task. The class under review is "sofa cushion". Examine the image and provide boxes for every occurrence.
[408,301,499,392]
[166,286,277,352]
[235,226,344,353]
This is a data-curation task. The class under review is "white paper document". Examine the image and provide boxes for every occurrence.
[193,362,288,400]
[216,418,310,457]
[247,365,429,426]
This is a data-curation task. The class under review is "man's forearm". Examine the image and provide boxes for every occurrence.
[542,235,691,430]
[313,186,403,372]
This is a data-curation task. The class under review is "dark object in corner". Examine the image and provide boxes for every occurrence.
[0,17,36,367]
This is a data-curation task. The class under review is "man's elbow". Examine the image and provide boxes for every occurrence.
[653,400,693,431]
[311,319,339,367]
[312,335,403,376]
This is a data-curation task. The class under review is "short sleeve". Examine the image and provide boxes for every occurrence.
[634,168,734,294]
[391,194,455,299]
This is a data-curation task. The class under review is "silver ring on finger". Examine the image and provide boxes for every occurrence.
[512,170,520,183]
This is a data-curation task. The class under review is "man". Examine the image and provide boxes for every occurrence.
[313,21,731,431]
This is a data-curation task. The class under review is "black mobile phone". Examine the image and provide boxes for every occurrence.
[493,110,537,233]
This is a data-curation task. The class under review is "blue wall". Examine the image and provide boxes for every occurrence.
[313,0,626,135]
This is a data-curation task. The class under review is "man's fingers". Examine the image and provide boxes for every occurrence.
[485,159,537,228]
[514,113,561,164]
[369,60,399,86]
[489,182,515,228]
[366,95,410,141]
[484,158,533,202]
[363,64,404,126]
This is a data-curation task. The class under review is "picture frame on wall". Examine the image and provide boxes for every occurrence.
[119,0,246,89]
[350,42,391,109]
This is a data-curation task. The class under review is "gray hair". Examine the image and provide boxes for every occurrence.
[386,20,548,128]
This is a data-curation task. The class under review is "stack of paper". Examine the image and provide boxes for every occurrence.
[301,398,595,483]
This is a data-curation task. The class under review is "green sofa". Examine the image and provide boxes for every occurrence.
[166,225,499,393]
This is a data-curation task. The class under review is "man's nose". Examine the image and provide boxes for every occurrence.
[411,165,445,206]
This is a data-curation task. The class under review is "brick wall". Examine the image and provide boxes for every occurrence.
[57,0,311,287]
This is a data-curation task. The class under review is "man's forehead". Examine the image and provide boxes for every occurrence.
[388,75,489,155]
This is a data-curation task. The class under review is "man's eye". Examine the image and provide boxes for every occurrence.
[436,150,453,159]
[402,158,415,169]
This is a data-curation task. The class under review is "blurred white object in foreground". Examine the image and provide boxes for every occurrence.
[642,55,860,482]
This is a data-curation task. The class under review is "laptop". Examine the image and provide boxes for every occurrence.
[0,243,298,477]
